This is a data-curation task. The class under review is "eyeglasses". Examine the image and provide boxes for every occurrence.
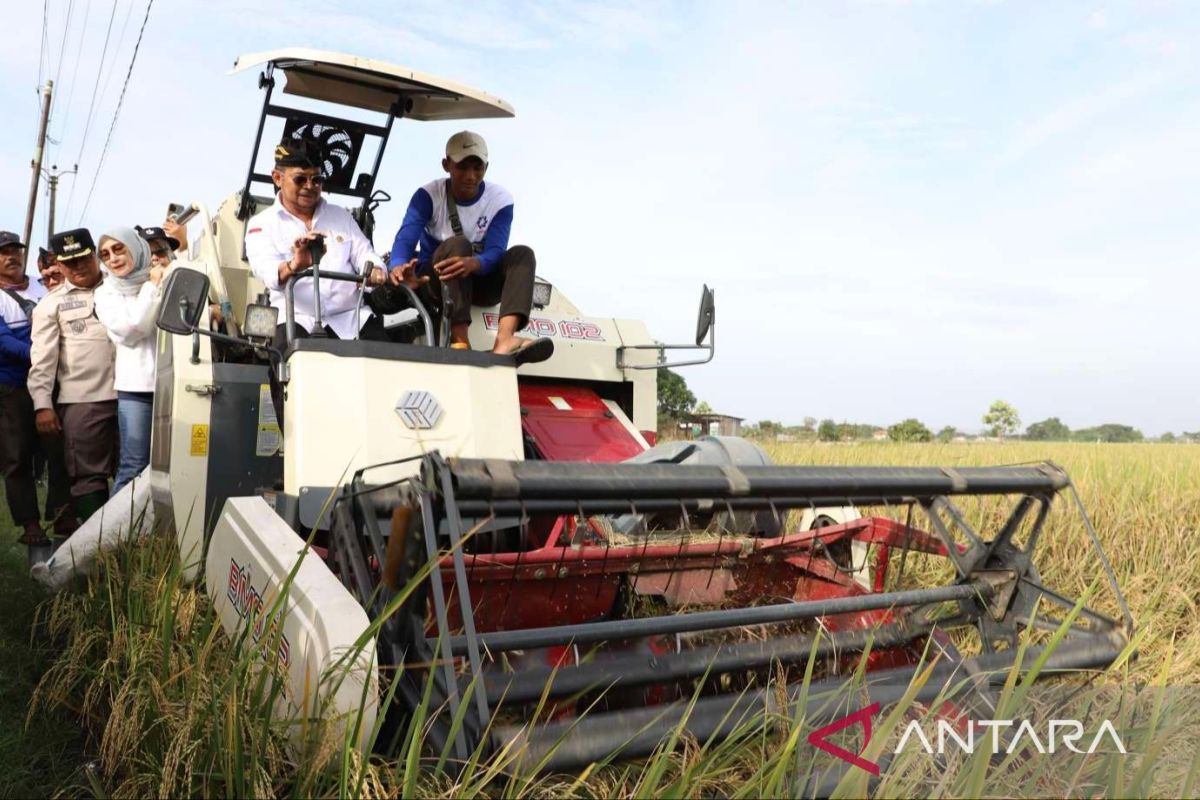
[150,247,172,258]
[290,174,325,187]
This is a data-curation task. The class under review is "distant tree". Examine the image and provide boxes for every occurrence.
[1025,417,1071,441]
[1072,424,1143,443]
[754,420,786,438]
[1160,432,1177,443]
[853,423,880,439]
[888,418,933,442]
[817,419,838,442]
[694,400,713,414]
[983,400,1021,439]
[802,416,817,431]
[657,368,695,421]
[936,426,959,443]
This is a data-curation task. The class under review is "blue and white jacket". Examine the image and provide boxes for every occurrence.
[388,179,514,276]
[0,283,45,387]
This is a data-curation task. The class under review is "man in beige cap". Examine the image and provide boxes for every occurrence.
[28,228,118,524]
[388,131,550,363]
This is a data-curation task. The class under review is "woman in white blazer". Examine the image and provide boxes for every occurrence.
[95,227,165,495]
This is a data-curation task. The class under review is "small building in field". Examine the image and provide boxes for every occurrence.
[685,412,744,438]
[872,429,888,441]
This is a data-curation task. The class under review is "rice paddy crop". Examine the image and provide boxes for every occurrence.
[9,441,1200,797]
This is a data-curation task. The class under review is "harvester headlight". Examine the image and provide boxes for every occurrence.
[532,279,552,309]
[244,301,279,340]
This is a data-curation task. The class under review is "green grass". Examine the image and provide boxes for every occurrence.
[0,490,88,798]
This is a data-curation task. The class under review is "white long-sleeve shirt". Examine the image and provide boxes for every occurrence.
[244,196,382,340]
[94,280,161,393]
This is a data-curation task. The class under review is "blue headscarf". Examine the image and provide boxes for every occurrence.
[99,226,151,295]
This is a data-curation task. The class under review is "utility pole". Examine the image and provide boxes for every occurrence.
[43,164,78,241]
[22,80,54,260]
[47,174,57,243]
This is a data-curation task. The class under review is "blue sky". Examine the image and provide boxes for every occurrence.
[2,1,1197,435]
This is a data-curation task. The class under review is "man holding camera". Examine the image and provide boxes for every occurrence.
[245,139,389,348]
[138,224,183,270]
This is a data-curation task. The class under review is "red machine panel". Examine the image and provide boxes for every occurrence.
[518,384,646,462]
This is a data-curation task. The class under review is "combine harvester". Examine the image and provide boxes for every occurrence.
[54,50,1136,772]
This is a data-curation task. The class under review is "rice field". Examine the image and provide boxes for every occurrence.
[759,441,1200,685]
[4,441,1199,797]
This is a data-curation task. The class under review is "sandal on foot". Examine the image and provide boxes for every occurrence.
[505,337,554,365]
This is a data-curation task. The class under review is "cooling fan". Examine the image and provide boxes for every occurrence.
[282,121,363,191]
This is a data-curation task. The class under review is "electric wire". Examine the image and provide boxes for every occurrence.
[38,0,49,89]
[53,0,93,143]
[97,0,135,105]
[62,0,118,223]
[74,0,119,162]
[51,0,76,90]
[78,0,154,224]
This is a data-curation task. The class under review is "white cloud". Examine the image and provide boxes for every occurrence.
[995,70,1173,167]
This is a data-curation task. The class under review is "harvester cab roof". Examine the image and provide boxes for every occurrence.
[228,49,515,228]
[130,49,1133,778]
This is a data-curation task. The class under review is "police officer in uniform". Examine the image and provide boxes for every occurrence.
[28,229,118,522]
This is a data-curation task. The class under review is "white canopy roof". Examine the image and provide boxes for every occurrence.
[231,48,515,120]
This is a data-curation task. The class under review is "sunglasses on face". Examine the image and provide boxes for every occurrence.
[150,247,172,258]
[289,174,325,187]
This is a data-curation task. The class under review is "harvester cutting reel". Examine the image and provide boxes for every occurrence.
[327,455,1133,773]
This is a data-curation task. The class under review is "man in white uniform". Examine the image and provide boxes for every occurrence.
[245,139,388,348]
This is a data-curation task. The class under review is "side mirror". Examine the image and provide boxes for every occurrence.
[616,282,717,371]
[157,267,210,335]
[695,284,715,346]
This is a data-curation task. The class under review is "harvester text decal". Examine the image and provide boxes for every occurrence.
[227,558,292,667]
[483,313,605,342]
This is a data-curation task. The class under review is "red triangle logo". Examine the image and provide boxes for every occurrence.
[806,701,881,776]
